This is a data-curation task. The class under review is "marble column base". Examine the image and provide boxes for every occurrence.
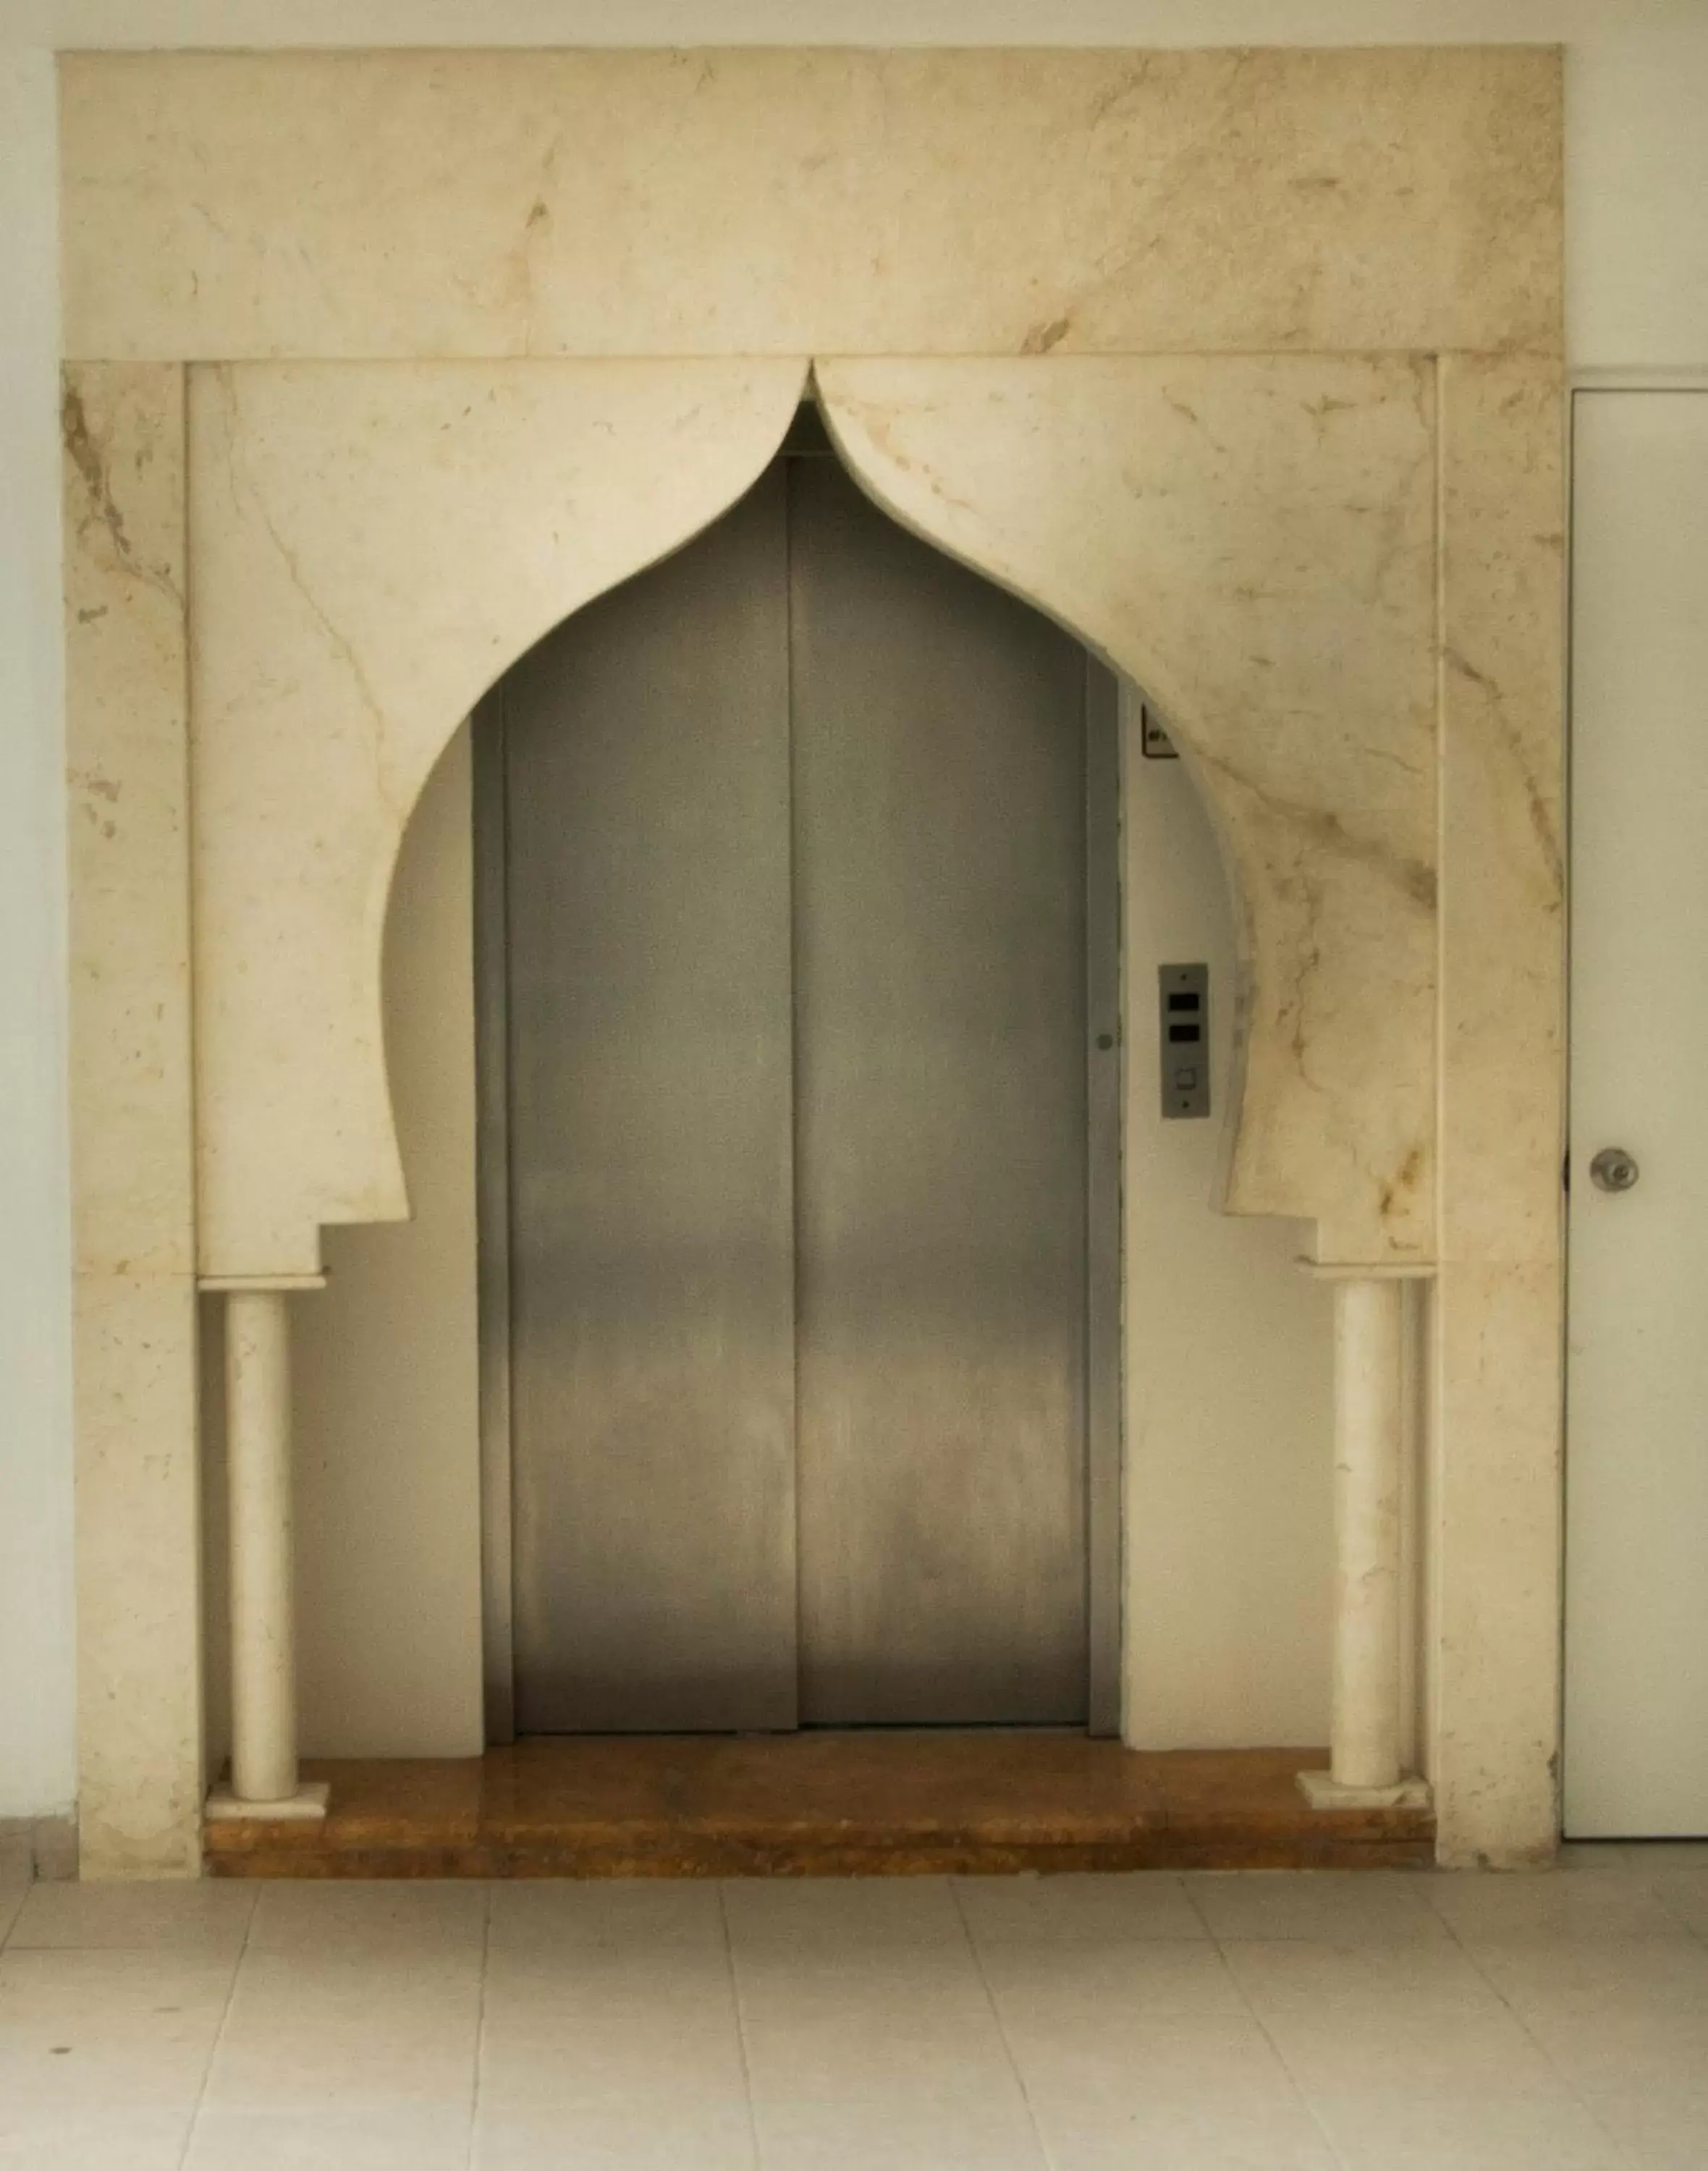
[1298,1769,1432,1811]
[205,1782,330,1823]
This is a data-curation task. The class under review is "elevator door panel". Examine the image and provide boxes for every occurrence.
[789,458,1091,1724]
[502,470,798,1733]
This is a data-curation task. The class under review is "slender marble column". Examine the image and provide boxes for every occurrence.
[206,1287,328,1821]
[227,1290,296,1800]
[1299,1270,1429,1811]
[1329,1277,1405,1789]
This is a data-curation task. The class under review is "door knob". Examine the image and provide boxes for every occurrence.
[1589,1147,1640,1194]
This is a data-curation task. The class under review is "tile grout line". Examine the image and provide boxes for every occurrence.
[1181,1876,1356,2171]
[1424,1889,1653,2169]
[716,1881,766,2171]
[465,1881,495,2171]
[947,1878,1060,2171]
[173,1881,261,2171]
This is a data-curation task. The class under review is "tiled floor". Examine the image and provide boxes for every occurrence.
[2,1850,1707,2168]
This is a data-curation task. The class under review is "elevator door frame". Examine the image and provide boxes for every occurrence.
[473,462,1125,1746]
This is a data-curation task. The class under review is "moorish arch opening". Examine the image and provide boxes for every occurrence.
[266,383,1356,1864]
[471,403,1126,1744]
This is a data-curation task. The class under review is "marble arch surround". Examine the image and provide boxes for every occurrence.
[60,46,1564,1876]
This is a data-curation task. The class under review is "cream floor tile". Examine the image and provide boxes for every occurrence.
[1519,1999,1708,2092]
[203,1950,482,2112]
[1220,1935,1509,2014]
[1259,2002,1569,2099]
[1311,2091,1628,2169]
[0,1948,235,2107]
[730,1939,988,2007]
[1030,2095,1339,2170]
[733,1939,1015,2104]
[482,1944,738,2021]
[481,1942,738,2028]
[1430,1871,1694,1944]
[1622,1843,1708,1873]
[725,1876,966,1952]
[0,1883,25,1948]
[481,1950,748,2109]
[8,1877,257,1955]
[1468,1933,1708,2010]
[185,2104,474,2169]
[246,1878,489,1958]
[955,1871,1205,1945]
[1557,1844,1644,1873]
[978,1937,1248,2017]
[490,1878,725,1957]
[1587,2090,1708,2168]
[733,1997,1015,2102]
[1187,1871,1445,1946]
[475,2101,758,2169]
[750,2092,1047,2170]
[1649,1871,1708,1937]
[999,2010,1299,2109]
[0,2104,195,2169]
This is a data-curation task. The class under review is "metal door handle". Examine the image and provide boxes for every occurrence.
[1590,1147,1640,1194]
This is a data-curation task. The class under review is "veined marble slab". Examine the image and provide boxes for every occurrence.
[190,357,808,1278]
[820,355,1437,1266]
[60,47,1561,364]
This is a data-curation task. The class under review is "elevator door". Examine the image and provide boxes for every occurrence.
[483,429,1114,1735]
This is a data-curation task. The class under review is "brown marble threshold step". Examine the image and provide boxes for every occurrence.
[204,1735,1434,1877]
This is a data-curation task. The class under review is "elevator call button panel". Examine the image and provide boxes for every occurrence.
[1159,964,1210,1119]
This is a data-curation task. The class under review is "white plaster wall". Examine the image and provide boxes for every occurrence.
[4,0,1707,1808]
[0,49,75,1824]
[1120,699,1335,1746]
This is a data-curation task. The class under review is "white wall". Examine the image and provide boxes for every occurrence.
[0,49,74,1821]
[6,0,1708,1807]
[1121,708,1335,1746]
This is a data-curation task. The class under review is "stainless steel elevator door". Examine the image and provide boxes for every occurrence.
[484,432,1112,1736]
[499,469,799,1733]
[789,457,1091,1724]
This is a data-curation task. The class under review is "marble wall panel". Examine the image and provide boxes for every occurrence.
[1438,356,1567,1266]
[1432,356,1566,1866]
[819,355,1437,1267]
[72,1274,203,1879]
[62,363,203,1880]
[64,363,193,1279]
[190,358,807,1279]
[56,46,1568,1873]
[59,48,1561,365]
[1430,1259,1565,1866]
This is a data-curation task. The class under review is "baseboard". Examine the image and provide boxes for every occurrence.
[0,1813,79,1882]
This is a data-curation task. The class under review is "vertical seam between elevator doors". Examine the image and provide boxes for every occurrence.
[785,448,806,1722]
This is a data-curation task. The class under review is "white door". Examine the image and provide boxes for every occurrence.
[1566,388,1708,1837]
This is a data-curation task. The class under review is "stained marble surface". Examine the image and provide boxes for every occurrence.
[57,45,1567,1876]
[62,364,203,1881]
[190,359,807,1279]
[64,363,193,1282]
[820,356,1437,1267]
[59,48,1562,365]
[1432,356,1566,1866]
